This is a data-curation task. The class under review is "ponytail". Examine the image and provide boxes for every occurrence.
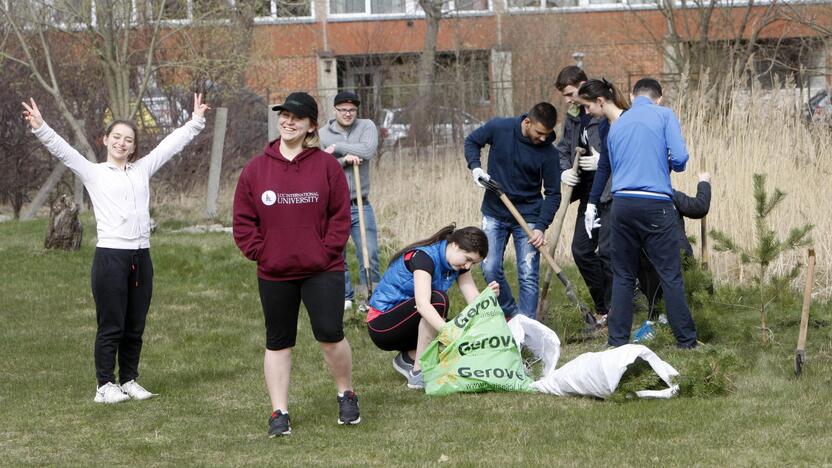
[389,224,489,266]
[579,78,630,111]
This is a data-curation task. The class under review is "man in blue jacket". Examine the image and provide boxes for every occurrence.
[585,78,698,348]
[464,102,561,319]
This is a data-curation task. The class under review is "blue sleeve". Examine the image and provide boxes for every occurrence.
[589,120,611,204]
[464,119,496,170]
[532,150,561,231]
[665,110,688,173]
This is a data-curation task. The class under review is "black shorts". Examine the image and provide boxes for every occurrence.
[367,290,449,352]
[258,271,345,350]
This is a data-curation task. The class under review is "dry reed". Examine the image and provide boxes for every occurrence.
[372,76,832,297]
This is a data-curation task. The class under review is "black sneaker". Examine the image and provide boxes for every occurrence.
[337,390,361,425]
[268,410,291,437]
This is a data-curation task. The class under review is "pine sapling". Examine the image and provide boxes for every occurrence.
[709,173,813,344]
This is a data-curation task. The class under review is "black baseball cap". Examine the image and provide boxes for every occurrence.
[272,92,318,121]
[334,91,361,107]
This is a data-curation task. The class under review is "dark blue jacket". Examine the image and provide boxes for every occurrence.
[464,115,561,230]
[589,118,612,205]
[369,240,460,312]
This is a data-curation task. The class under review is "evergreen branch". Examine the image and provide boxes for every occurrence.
[752,173,767,217]
[783,224,814,250]
[709,229,743,254]
[762,188,786,217]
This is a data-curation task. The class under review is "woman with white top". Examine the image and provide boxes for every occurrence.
[22,94,209,403]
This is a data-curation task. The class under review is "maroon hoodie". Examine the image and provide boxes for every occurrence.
[233,140,351,281]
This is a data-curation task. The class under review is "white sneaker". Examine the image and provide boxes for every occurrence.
[94,382,130,404]
[344,300,353,311]
[121,380,157,400]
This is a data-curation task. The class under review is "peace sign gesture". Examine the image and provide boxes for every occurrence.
[21,98,44,130]
[193,93,211,119]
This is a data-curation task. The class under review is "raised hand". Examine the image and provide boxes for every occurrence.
[193,93,211,119]
[21,98,44,130]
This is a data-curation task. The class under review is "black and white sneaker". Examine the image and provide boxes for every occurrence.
[268,410,291,437]
[337,390,361,425]
[392,351,414,379]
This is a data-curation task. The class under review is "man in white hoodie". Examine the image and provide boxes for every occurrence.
[320,91,381,311]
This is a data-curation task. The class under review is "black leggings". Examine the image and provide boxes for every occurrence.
[91,248,153,386]
[367,290,449,352]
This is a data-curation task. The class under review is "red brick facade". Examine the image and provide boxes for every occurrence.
[245,3,830,106]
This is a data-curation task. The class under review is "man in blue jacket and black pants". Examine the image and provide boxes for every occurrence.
[464,103,561,319]
[586,78,698,348]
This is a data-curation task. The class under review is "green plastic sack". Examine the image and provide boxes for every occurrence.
[419,289,535,395]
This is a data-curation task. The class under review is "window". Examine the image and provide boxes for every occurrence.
[453,0,489,11]
[330,0,364,13]
[192,0,234,19]
[147,0,189,21]
[243,0,313,17]
[277,0,312,16]
[329,0,488,16]
[508,0,645,8]
[146,0,312,22]
[45,0,95,27]
[370,0,405,14]
[331,0,406,14]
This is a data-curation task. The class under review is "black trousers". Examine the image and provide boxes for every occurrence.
[91,248,153,386]
[609,198,697,348]
[572,199,612,314]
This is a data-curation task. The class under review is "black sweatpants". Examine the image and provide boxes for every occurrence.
[91,248,153,386]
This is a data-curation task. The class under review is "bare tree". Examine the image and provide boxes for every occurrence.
[0,0,257,217]
[627,0,783,83]
[0,63,53,218]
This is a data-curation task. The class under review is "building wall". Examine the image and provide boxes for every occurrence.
[244,3,832,105]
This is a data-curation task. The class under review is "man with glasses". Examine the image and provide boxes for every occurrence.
[320,91,381,312]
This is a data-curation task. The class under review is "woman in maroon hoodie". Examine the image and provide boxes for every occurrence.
[233,92,359,437]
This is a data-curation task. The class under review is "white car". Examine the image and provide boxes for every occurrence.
[378,106,482,149]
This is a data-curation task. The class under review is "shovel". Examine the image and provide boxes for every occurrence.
[352,164,374,302]
[477,176,594,329]
[794,248,816,376]
[537,148,584,320]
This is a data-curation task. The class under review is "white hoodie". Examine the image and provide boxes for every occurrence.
[33,117,205,249]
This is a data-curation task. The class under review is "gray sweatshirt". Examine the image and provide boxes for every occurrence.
[318,118,378,202]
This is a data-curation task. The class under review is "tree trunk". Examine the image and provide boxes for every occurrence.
[44,194,83,251]
[410,0,443,151]
[759,269,768,345]
[417,0,442,97]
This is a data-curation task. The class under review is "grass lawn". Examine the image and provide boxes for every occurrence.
[1,216,831,466]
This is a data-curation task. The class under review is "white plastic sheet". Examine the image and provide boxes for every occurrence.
[532,344,680,399]
[505,317,680,399]
[507,314,561,376]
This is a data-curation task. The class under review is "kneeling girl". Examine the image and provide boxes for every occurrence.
[367,225,498,389]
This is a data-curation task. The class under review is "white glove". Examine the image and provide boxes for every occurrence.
[472,167,490,188]
[584,203,602,239]
[579,146,600,171]
[561,168,580,187]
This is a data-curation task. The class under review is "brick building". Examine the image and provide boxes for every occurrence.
[86,1,832,123]
[184,0,827,122]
